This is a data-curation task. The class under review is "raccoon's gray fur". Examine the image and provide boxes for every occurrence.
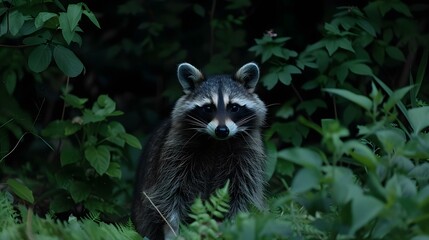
[131,62,267,240]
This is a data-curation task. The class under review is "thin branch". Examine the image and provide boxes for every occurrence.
[143,191,178,237]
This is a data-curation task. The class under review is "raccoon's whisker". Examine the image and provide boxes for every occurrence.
[236,114,256,127]
[186,115,206,127]
[240,130,260,149]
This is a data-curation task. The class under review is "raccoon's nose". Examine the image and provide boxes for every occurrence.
[215,126,229,139]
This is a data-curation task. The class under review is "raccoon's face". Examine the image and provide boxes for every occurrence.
[172,62,267,140]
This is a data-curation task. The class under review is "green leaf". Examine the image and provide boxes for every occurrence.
[262,72,278,90]
[7,179,34,204]
[69,181,90,203]
[343,140,378,170]
[120,133,142,149]
[349,63,373,76]
[408,106,429,133]
[35,12,58,29]
[106,162,122,179]
[67,4,83,31]
[58,12,74,44]
[28,45,52,73]
[42,120,81,138]
[375,128,406,153]
[278,147,323,169]
[385,46,405,61]
[62,93,88,109]
[53,45,84,77]
[82,9,101,28]
[85,145,111,175]
[264,141,277,181]
[8,11,25,36]
[383,85,414,112]
[349,195,384,234]
[291,168,321,193]
[323,88,372,111]
[92,95,116,116]
[325,38,339,56]
[60,144,80,166]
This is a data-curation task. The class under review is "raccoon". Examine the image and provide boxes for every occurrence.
[131,62,267,240]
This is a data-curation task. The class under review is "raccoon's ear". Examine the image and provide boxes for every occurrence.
[177,63,204,94]
[234,62,260,93]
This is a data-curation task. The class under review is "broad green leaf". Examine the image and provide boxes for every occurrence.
[7,179,34,204]
[386,46,405,61]
[28,44,52,73]
[35,12,57,29]
[106,162,122,179]
[376,128,406,153]
[262,72,278,90]
[349,195,384,234]
[60,144,80,166]
[349,63,373,76]
[325,38,339,56]
[58,12,74,44]
[53,45,84,77]
[323,88,372,111]
[337,38,355,53]
[264,141,277,181]
[343,140,378,170]
[85,145,110,175]
[69,181,90,203]
[291,168,321,193]
[92,94,116,116]
[278,147,323,169]
[4,70,17,94]
[8,11,25,36]
[42,120,81,138]
[408,106,429,133]
[67,4,83,31]
[120,133,142,149]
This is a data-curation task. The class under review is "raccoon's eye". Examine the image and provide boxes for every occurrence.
[202,104,215,113]
[229,103,241,113]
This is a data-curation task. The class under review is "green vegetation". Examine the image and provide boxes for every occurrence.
[1,0,428,239]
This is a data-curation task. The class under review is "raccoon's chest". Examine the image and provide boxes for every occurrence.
[182,140,238,199]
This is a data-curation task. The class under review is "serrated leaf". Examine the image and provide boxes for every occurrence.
[28,44,52,73]
[262,72,278,90]
[85,145,110,175]
[53,45,84,77]
[7,179,34,204]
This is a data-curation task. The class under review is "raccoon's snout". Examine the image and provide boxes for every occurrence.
[215,125,229,139]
